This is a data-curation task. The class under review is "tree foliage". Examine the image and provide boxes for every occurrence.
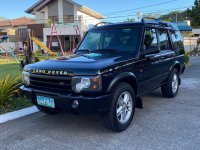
[126,18,135,22]
[159,11,189,22]
[188,0,200,28]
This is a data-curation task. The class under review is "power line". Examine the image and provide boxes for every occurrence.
[101,6,192,20]
[101,0,179,16]
[1,1,189,23]
[27,6,191,23]
[0,6,192,25]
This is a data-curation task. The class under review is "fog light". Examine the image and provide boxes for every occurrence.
[72,100,79,109]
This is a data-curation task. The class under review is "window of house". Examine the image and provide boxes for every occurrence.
[158,29,170,50]
[78,15,83,21]
[64,15,74,23]
[48,16,58,22]
[144,28,158,50]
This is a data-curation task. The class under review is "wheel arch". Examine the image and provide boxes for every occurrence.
[107,72,138,95]
[170,61,181,74]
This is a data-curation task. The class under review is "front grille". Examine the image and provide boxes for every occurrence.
[29,74,72,92]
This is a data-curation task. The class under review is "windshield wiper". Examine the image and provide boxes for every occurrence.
[93,49,119,54]
[76,49,92,54]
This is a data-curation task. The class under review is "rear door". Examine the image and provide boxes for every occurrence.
[155,28,176,81]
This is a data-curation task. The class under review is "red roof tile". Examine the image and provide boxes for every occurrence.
[0,17,35,28]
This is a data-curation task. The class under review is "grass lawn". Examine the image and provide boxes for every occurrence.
[0,97,32,115]
[0,54,63,114]
[0,63,21,79]
[0,61,32,115]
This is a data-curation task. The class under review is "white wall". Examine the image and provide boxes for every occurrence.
[48,0,59,17]
[77,10,101,33]
[43,22,81,45]
[58,0,64,23]
[43,23,81,36]
[35,12,45,24]
[34,0,102,45]
[193,29,200,35]
[183,37,198,51]
[63,0,74,15]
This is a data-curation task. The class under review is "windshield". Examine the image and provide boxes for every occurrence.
[77,27,142,55]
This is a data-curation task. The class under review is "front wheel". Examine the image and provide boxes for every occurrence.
[102,82,135,132]
[161,68,180,98]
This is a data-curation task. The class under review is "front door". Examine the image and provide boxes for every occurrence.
[137,27,161,95]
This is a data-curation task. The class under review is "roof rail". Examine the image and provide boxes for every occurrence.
[94,22,113,27]
[141,17,161,23]
[142,17,175,28]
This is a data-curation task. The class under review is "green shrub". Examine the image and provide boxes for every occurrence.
[33,50,43,57]
[185,52,190,65]
[0,75,21,106]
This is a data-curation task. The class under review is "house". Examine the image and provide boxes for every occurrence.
[0,17,35,42]
[0,17,36,53]
[25,0,105,52]
[192,29,200,37]
[173,21,192,37]
[173,21,198,51]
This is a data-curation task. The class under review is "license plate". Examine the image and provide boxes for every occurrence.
[37,96,55,108]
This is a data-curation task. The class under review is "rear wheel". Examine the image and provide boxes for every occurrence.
[102,82,135,132]
[161,68,180,98]
[37,106,60,115]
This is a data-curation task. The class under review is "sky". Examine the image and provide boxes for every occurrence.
[0,0,195,22]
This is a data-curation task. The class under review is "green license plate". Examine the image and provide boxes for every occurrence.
[37,96,55,108]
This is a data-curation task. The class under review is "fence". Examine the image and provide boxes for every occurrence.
[183,37,199,52]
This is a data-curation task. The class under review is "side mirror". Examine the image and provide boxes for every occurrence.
[141,46,160,56]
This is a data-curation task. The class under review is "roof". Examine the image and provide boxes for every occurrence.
[0,17,35,28]
[173,22,192,31]
[25,0,105,19]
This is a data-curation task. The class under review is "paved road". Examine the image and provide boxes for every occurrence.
[0,57,200,150]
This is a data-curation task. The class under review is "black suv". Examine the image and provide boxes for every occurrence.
[21,19,185,132]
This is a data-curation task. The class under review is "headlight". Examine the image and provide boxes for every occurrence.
[72,76,102,93]
[22,71,30,86]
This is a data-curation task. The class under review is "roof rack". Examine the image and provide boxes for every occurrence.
[94,22,113,27]
[141,17,161,23]
[141,17,175,28]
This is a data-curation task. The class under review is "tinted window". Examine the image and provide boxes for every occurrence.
[158,29,170,50]
[144,28,158,50]
[170,30,185,54]
[78,27,142,55]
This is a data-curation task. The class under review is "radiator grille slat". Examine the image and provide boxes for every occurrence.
[29,74,72,92]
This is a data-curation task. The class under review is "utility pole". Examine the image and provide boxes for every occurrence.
[175,13,178,22]
[136,12,143,21]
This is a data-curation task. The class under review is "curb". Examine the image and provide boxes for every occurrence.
[0,106,39,124]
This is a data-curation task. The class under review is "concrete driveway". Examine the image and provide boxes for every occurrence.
[0,57,200,150]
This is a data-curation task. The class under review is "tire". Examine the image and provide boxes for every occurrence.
[37,106,60,115]
[102,82,136,132]
[161,68,180,98]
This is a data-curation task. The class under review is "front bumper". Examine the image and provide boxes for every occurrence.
[20,86,112,114]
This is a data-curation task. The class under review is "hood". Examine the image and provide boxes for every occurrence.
[24,53,134,76]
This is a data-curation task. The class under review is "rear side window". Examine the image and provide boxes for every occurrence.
[144,28,158,50]
[158,29,170,50]
[170,30,185,54]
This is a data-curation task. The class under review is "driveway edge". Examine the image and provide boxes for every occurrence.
[0,106,39,124]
